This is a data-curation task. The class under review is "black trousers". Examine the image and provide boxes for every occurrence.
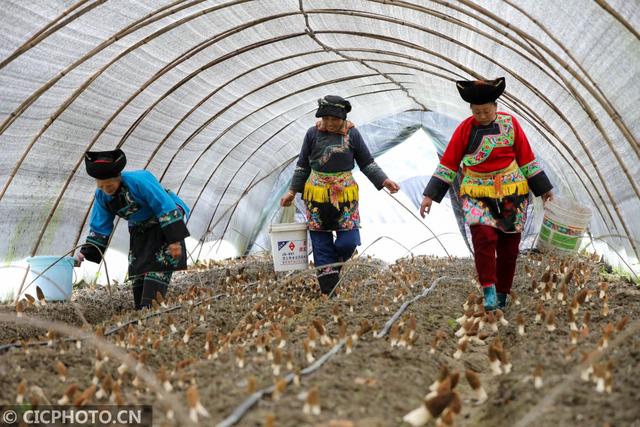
[131,271,172,310]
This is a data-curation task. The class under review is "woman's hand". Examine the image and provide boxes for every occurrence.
[541,191,554,203]
[73,253,85,267]
[280,190,296,207]
[420,196,433,218]
[383,179,400,194]
[167,242,182,260]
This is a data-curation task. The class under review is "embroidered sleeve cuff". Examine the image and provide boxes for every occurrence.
[433,164,456,184]
[527,170,553,196]
[520,160,543,179]
[80,231,109,264]
[361,161,388,190]
[290,166,311,193]
[423,176,450,203]
[159,208,190,243]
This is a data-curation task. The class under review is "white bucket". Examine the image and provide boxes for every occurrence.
[269,222,308,272]
[537,197,592,253]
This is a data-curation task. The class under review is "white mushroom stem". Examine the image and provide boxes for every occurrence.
[517,325,525,336]
[490,359,502,375]
[402,404,431,426]
[570,333,579,345]
[424,389,437,401]
[189,402,209,423]
[473,387,488,404]
[581,365,593,382]
[534,376,543,389]
[302,391,321,416]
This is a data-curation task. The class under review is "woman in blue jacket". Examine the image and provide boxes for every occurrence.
[75,149,190,310]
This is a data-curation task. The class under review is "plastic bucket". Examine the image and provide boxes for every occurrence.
[268,223,308,272]
[25,256,75,301]
[537,197,592,253]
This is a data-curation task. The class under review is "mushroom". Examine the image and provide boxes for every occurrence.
[186,385,209,423]
[533,365,544,389]
[465,369,488,404]
[516,313,526,336]
[303,388,321,416]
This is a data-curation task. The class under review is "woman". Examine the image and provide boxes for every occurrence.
[420,78,553,311]
[280,95,400,296]
[74,149,190,310]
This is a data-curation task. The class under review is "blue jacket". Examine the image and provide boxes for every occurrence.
[89,170,189,236]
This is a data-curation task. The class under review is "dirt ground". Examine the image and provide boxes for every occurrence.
[0,252,638,427]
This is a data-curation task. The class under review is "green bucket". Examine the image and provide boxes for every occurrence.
[537,198,592,253]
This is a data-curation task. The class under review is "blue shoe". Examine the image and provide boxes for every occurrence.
[497,292,508,310]
[483,285,497,311]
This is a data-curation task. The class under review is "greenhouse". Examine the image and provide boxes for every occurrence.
[0,1,638,426]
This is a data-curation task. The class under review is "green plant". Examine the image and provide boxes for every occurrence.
[447,318,457,330]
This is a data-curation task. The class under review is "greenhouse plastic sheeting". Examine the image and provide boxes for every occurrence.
[0,0,638,279]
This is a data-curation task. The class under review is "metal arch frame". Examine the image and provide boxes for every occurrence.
[0,3,616,204]
[2,4,631,203]
[0,8,302,202]
[304,31,627,234]
[0,2,636,259]
[108,14,619,217]
[183,59,610,233]
[307,8,640,204]
[0,0,220,132]
[0,0,104,69]
[502,0,638,158]
[4,0,634,156]
[370,0,638,161]
[115,60,615,258]
[190,87,410,234]
[26,51,622,261]
[35,31,627,259]
[594,0,640,42]
[68,75,414,251]
[179,77,412,217]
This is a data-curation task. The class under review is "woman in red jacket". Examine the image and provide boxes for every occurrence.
[420,78,554,311]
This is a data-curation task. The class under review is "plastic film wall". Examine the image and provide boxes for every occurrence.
[0,1,638,276]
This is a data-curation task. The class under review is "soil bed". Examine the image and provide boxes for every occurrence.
[0,253,638,427]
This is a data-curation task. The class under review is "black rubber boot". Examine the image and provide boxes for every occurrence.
[140,281,168,310]
[317,271,340,296]
[132,286,144,310]
[497,292,508,310]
